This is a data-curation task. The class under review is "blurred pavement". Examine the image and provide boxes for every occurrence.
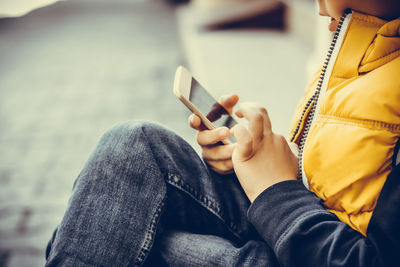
[0,0,192,266]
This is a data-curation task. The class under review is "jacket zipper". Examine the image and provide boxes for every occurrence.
[292,10,352,187]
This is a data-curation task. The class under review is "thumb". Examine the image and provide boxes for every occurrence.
[231,124,253,161]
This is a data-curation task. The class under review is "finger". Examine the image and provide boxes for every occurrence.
[235,103,267,144]
[207,160,234,174]
[236,102,271,132]
[231,124,253,160]
[189,114,207,131]
[189,114,200,129]
[197,127,230,146]
[202,144,234,161]
[219,94,239,114]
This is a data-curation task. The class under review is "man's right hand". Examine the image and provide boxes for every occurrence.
[188,94,239,175]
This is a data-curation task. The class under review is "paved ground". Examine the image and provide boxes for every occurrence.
[0,0,193,266]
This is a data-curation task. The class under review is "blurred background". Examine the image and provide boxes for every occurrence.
[0,0,331,266]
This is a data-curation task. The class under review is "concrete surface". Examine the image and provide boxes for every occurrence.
[0,0,193,266]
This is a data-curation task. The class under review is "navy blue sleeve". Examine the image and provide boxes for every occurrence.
[247,164,400,267]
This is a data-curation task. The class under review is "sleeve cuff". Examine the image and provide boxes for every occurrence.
[247,180,327,248]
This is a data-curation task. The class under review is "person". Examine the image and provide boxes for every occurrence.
[45,0,400,266]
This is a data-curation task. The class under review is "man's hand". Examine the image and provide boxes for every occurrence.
[189,94,239,175]
[231,103,298,202]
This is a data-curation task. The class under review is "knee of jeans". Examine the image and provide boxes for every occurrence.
[101,120,176,149]
[95,121,189,178]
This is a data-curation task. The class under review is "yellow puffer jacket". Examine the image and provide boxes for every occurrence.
[290,11,400,236]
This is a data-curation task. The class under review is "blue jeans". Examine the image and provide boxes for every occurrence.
[45,122,279,266]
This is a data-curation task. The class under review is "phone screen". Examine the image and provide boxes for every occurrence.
[189,78,237,130]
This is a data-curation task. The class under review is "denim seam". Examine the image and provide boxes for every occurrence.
[132,123,169,266]
[133,195,166,267]
[166,172,244,240]
[274,210,327,254]
[139,123,243,242]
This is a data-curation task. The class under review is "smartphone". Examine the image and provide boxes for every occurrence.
[173,66,237,144]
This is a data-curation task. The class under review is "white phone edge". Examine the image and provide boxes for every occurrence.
[173,66,231,145]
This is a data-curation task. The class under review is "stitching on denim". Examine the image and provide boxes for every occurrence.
[133,195,166,267]
[167,173,218,212]
[274,210,327,253]
[138,123,243,242]
[131,123,173,266]
[166,172,244,240]
[166,172,223,214]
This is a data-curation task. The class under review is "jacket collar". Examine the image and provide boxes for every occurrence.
[332,11,400,79]
[360,16,400,73]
